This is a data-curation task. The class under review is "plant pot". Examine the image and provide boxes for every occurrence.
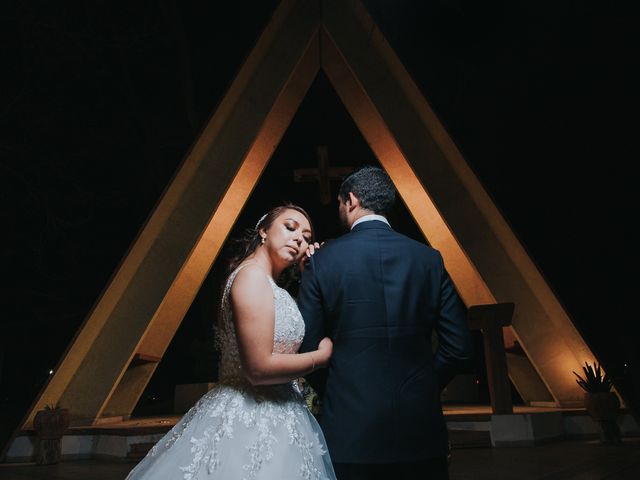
[583,392,621,444]
[33,408,70,465]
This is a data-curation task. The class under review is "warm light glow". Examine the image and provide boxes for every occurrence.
[320,31,493,307]
[134,31,322,360]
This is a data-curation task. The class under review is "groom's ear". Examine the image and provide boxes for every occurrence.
[347,192,360,209]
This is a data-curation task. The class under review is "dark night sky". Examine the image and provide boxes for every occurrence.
[1,0,638,431]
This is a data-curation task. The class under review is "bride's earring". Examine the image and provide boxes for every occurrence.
[261,236,266,245]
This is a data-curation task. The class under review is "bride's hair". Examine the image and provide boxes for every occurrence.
[226,203,315,277]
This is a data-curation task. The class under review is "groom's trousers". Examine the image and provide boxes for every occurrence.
[333,457,449,480]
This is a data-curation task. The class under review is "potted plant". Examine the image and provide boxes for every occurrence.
[573,362,621,444]
[33,403,70,464]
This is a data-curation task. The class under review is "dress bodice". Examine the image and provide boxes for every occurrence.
[217,263,305,382]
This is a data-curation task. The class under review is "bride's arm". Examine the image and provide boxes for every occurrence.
[230,266,332,386]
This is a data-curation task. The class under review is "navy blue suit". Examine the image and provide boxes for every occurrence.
[298,220,472,465]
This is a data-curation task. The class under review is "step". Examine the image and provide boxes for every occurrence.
[448,429,492,448]
[126,442,155,460]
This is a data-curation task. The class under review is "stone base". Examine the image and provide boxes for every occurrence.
[490,412,564,447]
[447,410,640,448]
[5,431,166,463]
[4,409,640,462]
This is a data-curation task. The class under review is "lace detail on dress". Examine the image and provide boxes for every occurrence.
[164,386,326,480]
[139,263,328,480]
[149,405,198,456]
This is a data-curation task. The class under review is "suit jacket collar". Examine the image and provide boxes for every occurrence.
[351,219,393,233]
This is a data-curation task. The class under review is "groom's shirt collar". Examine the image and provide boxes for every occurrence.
[351,214,390,230]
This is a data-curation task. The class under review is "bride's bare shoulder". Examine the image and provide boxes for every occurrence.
[230,264,271,302]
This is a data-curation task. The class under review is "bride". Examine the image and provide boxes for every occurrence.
[126,205,336,480]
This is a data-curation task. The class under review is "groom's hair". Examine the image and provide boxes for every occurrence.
[338,166,396,215]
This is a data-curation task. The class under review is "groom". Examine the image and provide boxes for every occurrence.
[299,166,472,480]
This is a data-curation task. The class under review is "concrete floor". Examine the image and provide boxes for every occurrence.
[1,438,638,480]
[448,438,640,480]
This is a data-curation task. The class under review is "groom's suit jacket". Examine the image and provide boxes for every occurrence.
[298,220,472,464]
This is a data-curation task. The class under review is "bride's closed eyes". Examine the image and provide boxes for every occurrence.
[284,219,312,244]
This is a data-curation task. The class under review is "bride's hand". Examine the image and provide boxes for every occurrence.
[316,337,333,367]
[306,241,322,257]
[299,241,322,273]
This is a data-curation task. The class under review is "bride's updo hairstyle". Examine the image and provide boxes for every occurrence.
[226,203,314,277]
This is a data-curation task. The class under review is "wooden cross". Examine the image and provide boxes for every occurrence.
[467,302,515,415]
[293,146,353,204]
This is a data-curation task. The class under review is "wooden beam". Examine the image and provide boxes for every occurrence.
[468,303,515,414]
[293,146,353,204]
[320,29,495,308]
[20,0,322,427]
[321,0,600,407]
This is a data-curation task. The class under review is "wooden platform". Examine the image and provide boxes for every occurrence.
[443,404,586,420]
[5,405,639,463]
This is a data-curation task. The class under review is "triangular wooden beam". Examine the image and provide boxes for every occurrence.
[21,0,322,426]
[21,0,603,430]
[320,0,597,408]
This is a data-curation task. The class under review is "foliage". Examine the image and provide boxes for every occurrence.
[573,362,613,393]
[299,377,321,416]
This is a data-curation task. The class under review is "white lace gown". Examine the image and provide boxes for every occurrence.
[126,265,336,480]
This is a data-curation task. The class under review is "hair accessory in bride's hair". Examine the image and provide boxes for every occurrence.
[254,213,268,231]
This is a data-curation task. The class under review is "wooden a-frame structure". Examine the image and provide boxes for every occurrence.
[22,0,601,428]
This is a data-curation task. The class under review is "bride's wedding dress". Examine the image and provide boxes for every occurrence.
[126,264,336,479]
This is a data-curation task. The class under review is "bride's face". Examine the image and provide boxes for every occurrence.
[262,209,312,266]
